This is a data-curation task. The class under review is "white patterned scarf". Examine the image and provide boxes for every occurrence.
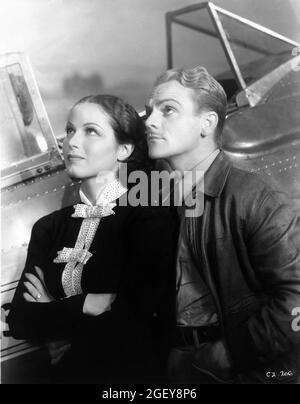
[53,179,127,296]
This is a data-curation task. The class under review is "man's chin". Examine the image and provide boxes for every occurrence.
[149,148,169,161]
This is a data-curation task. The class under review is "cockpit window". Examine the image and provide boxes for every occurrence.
[217,11,296,86]
[0,53,62,188]
[171,7,234,82]
[167,3,299,101]
[0,63,50,170]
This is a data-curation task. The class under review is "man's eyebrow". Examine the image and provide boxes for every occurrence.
[145,98,182,111]
[155,98,182,107]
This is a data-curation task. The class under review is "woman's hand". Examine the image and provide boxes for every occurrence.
[23,266,54,303]
[83,293,117,316]
[46,339,71,366]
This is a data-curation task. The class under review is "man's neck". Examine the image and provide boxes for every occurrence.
[168,144,219,174]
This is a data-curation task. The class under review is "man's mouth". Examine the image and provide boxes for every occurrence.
[148,134,163,141]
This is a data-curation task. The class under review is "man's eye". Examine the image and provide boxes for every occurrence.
[163,106,175,115]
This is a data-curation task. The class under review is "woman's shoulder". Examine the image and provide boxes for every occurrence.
[32,205,75,232]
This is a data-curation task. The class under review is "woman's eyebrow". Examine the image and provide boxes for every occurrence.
[83,122,103,129]
[65,121,75,128]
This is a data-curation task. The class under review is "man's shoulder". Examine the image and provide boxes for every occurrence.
[224,163,300,246]
[222,163,296,214]
[225,164,278,196]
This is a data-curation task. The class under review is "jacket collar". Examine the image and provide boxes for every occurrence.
[203,150,232,197]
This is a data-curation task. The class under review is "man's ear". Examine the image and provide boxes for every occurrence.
[117,143,134,162]
[201,111,218,138]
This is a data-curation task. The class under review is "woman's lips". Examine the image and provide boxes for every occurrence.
[67,154,85,162]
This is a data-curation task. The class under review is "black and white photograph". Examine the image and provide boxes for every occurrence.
[1,0,300,387]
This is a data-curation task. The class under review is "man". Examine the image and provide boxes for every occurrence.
[145,66,300,383]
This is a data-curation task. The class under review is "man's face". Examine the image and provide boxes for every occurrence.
[145,81,203,161]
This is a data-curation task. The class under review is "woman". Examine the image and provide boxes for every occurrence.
[7,95,178,383]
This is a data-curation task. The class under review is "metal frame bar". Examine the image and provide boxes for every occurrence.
[172,15,273,56]
[166,2,211,69]
[166,2,246,88]
[168,2,300,48]
[208,3,246,90]
[237,54,300,107]
[166,13,173,69]
[213,4,300,48]
[166,2,209,19]
[165,1,300,85]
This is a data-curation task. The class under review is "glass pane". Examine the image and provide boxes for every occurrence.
[0,63,50,170]
[218,12,295,85]
[172,20,238,99]
[174,8,216,37]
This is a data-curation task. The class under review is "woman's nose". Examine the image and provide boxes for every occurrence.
[67,130,81,149]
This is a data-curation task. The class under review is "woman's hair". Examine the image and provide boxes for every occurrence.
[155,66,227,145]
[73,94,154,176]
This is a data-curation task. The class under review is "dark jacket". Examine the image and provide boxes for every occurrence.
[7,199,178,383]
[187,151,300,383]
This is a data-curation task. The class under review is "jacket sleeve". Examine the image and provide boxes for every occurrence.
[226,188,300,369]
[7,215,87,341]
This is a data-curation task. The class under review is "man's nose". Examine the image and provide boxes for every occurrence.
[145,111,159,130]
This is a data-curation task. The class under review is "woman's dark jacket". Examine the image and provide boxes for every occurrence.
[7,197,178,383]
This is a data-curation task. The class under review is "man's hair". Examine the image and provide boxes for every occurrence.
[155,66,227,143]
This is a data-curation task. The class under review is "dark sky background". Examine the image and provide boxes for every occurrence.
[1,0,299,134]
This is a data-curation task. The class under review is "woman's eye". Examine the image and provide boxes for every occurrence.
[65,127,74,135]
[86,127,98,136]
[145,106,152,118]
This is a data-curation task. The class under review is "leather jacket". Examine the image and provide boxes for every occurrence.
[187,151,300,383]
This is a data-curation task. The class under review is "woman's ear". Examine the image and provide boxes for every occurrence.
[117,143,134,162]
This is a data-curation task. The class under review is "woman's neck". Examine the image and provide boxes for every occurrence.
[81,172,118,205]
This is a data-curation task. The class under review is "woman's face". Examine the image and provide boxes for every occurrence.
[63,103,120,180]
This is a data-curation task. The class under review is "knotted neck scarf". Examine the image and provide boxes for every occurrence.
[54,179,127,297]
